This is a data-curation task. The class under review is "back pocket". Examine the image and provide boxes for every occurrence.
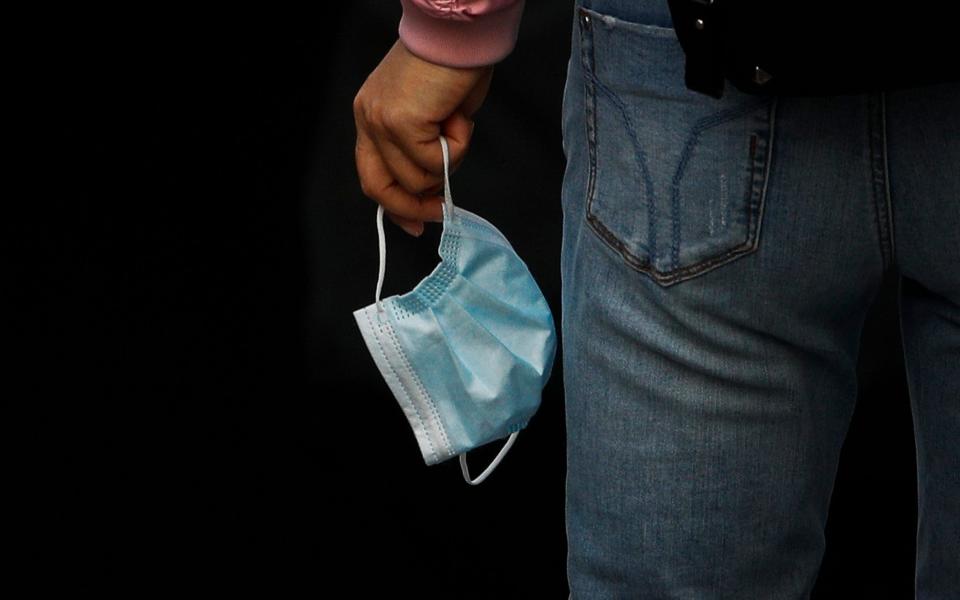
[577,5,778,286]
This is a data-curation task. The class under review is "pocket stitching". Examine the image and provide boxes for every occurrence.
[667,99,780,283]
[583,69,658,261]
[577,5,779,286]
[668,98,774,272]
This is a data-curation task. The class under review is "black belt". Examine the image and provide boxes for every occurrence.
[667,0,960,98]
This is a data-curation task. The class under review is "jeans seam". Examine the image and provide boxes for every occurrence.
[881,91,896,270]
[868,92,894,272]
[895,274,923,597]
[578,7,598,253]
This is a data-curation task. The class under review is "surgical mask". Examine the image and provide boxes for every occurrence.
[353,134,558,485]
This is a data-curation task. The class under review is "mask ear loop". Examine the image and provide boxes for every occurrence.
[375,203,387,314]
[381,133,515,485]
[460,431,520,485]
[438,134,455,222]
[376,134,456,314]
[440,131,519,485]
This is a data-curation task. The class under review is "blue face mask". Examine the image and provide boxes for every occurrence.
[353,135,558,485]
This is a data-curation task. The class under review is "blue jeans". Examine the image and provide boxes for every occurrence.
[560,1,960,598]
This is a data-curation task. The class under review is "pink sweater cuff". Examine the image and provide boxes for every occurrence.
[398,0,525,68]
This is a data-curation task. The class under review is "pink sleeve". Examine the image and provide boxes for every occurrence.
[398,0,525,68]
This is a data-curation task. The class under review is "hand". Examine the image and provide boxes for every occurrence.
[353,39,494,236]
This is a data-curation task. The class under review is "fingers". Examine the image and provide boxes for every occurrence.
[354,100,478,238]
[375,136,443,197]
[356,129,445,225]
[386,212,425,238]
[387,111,475,178]
[352,38,493,238]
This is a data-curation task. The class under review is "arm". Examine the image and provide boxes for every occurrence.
[353,1,524,238]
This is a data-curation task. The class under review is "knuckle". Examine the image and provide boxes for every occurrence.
[378,103,407,130]
[394,174,415,195]
[416,174,443,196]
[352,92,366,121]
[358,175,375,198]
[384,203,408,220]
[403,168,427,189]
[422,180,444,196]
[405,172,435,196]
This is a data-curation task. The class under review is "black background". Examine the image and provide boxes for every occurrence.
[27,2,918,596]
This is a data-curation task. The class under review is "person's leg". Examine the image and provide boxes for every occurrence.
[885,81,960,600]
[561,1,895,597]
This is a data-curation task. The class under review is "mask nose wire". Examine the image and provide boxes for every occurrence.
[375,134,456,313]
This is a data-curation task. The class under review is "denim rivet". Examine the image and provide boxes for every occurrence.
[695,18,705,30]
[753,66,773,85]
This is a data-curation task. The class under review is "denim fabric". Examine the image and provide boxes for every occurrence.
[560,1,960,598]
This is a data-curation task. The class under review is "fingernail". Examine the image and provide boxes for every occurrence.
[402,223,424,237]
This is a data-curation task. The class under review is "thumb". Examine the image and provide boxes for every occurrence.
[439,111,475,173]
